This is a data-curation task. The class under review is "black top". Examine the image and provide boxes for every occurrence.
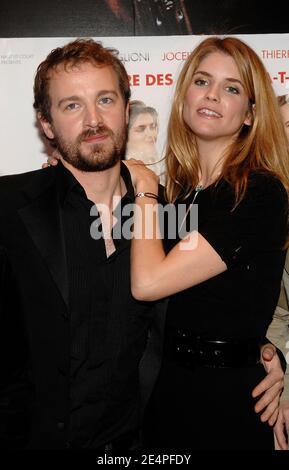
[0,162,166,449]
[166,172,288,340]
[60,164,115,447]
[59,162,150,448]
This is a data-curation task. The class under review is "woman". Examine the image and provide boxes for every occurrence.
[127,37,289,450]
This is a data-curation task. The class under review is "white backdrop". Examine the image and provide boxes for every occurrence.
[0,34,289,176]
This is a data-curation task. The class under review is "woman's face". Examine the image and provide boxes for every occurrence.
[183,51,252,146]
[280,102,289,142]
[128,113,158,148]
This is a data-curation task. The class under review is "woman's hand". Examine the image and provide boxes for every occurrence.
[123,158,159,193]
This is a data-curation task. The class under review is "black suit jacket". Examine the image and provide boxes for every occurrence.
[0,165,167,449]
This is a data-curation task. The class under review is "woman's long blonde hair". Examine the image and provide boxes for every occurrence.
[165,36,289,204]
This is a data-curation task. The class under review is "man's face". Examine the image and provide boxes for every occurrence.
[40,62,129,172]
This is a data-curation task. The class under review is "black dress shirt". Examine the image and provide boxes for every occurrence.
[58,162,147,448]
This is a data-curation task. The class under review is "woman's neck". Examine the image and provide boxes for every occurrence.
[197,139,228,187]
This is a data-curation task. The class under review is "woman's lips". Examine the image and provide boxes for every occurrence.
[197,107,222,118]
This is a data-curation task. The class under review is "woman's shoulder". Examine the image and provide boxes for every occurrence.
[236,171,288,223]
[249,170,284,185]
[211,170,288,216]
[247,171,287,201]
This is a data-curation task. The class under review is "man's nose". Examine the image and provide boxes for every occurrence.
[84,105,103,127]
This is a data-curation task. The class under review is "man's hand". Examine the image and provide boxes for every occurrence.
[123,158,159,192]
[252,343,284,425]
[42,151,60,169]
[274,400,289,450]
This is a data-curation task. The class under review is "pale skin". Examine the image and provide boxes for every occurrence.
[126,51,287,449]
[275,401,289,450]
[39,62,129,257]
[43,56,286,448]
[130,52,253,302]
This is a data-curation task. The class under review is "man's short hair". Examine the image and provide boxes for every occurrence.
[33,38,131,122]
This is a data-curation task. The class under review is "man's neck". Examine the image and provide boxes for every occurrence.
[61,158,126,209]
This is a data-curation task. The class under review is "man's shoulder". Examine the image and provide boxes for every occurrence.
[0,167,56,211]
[0,167,48,187]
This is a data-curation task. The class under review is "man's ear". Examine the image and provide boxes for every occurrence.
[244,103,255,127]
[38,112,55,139]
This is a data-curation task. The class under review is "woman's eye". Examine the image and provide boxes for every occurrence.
[226,86,239,94]
[194,78,208,86]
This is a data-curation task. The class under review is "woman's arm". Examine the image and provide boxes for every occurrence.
[128,159,227,301]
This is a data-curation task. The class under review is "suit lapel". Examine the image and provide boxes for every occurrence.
[18,175,69,310]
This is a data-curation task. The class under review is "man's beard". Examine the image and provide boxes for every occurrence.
[53,123,127,172]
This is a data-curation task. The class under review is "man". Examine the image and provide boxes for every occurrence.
[0,39,166,451]
[0,39,285,450]
[267,94,289,450]
[267,254,289,449]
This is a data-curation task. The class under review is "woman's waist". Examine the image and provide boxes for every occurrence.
[163,324,264,369]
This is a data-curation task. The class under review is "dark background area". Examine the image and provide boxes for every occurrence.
[0,0,288,37]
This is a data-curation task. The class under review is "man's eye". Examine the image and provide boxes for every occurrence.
[99,97,113,105]
[65,103,79,111]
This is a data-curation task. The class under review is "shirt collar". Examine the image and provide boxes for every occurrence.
[120,160,135,203]
[57,161,85,206]
[57,160,134,206]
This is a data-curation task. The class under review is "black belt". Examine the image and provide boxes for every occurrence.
[165,326,262,368]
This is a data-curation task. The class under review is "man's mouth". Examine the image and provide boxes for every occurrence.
[81,127,111,143]
[83,133,109,143]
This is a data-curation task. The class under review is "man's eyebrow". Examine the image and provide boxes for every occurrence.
[96,90,118,97]
[58,95,80,107]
